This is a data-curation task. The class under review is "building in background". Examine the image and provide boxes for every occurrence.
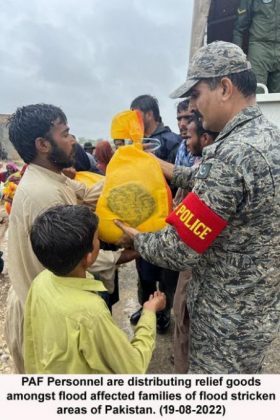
[0,114,20,161]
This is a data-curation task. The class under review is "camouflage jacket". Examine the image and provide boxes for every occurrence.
[233,0,280,45]
[172,164,198,189]
[135,105,280,373]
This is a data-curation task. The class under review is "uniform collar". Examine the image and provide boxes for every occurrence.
[216,105,262,142]
[202,105,262,159]
[49,270,107,292]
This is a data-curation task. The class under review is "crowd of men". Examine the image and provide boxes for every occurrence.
[3,39,280,374]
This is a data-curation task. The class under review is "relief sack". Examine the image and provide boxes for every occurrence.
[96,110,172,243]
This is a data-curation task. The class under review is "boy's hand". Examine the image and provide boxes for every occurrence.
[143,291,166,313]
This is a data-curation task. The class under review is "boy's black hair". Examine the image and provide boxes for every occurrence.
[30,205,98,276]
[8,104,67,163]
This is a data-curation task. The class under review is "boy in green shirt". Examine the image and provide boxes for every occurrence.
[24,204,165,374]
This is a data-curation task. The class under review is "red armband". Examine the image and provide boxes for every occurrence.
[166,192,227,254]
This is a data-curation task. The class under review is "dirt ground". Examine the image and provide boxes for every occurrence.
[0,208,280,374]
[0,210,13,374]
[114,263,174,374]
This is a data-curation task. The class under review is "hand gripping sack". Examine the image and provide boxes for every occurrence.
[95,110,172,243]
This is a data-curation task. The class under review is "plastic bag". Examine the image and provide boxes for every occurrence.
[74,171,104,188]
[111,109,144,143]
[96,110,172,243]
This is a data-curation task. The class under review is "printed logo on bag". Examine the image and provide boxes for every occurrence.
[166,192,228,253]
[107,183,156,227]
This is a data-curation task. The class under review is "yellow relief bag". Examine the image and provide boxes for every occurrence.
[75,171,104,188]
[95,110,172,243]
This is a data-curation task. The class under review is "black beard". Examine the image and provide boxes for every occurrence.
[48,143,76,170]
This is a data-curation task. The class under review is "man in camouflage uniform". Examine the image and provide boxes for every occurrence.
[233,0,280,92]
[116,41,280,373]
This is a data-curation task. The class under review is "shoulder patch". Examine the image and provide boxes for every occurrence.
[195,163,212,179]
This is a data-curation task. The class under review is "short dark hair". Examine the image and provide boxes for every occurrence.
[202,70,257,97]
[30,205,99,276]
[188,111,219,139]
[8,104,67,163]
[177,99,190,113]
[130,95,161,123]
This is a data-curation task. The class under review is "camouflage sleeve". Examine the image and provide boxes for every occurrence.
[134,226,200,271]
[232,0,253,47]
[134,157,244,271]
[193,158,244,221]
[171,165,197,189]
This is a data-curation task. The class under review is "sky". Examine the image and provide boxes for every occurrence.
[0,0,194,140]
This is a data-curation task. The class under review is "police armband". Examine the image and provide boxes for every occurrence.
[166,192,227,253]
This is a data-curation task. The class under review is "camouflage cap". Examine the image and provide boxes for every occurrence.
[170,41,252,99]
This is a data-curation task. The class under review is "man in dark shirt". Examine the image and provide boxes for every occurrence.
[129,95,180,332]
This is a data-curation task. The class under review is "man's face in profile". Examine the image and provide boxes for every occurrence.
[46,120,76,170]
[177,109,192,139]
